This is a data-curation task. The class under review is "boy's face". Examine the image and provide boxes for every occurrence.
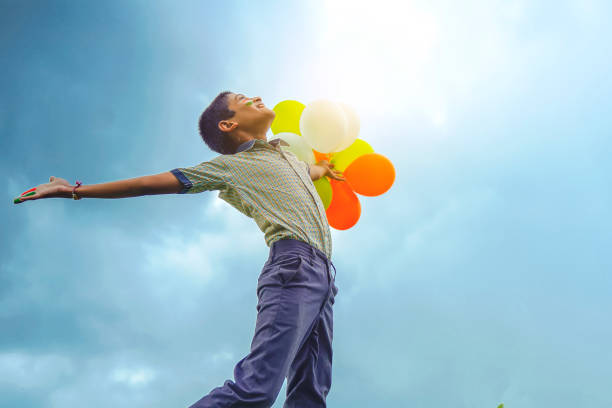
[221,92,276,138]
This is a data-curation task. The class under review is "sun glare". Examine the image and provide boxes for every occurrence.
[315,0,439,118]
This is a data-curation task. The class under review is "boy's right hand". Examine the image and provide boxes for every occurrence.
[14,176,72,204]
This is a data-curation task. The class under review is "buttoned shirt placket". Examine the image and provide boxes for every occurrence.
[269,140,332,259]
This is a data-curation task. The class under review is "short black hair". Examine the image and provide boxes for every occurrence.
[198,91,236,154]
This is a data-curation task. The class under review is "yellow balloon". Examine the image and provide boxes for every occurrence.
[271,100,305,135]
[313,176,333,209]
[329,139,374,172]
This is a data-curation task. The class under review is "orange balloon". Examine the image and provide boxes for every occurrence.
[343,153,395,196]
[325,179,361,230]
[312,149,331,163]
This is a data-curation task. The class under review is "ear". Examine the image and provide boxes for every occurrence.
[218,120,238,133]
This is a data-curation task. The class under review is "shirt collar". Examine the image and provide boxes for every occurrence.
[235,138,290,153]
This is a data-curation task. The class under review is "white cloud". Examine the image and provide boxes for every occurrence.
[140,195,263,288]
[141,233,218,284]
[0,352,74,388]
[208,350,234,365]
[110,367,157,387]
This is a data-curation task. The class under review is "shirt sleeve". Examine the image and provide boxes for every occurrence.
[170,156,230,194]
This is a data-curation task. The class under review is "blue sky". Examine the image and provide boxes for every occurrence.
[1,0,611,407]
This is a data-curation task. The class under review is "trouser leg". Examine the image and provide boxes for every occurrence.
[188,253,329,408]
[284,278,337,408]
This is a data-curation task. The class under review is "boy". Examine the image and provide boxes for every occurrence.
[14,91,344,407]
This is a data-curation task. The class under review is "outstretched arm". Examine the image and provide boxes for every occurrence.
[14,172,183,204]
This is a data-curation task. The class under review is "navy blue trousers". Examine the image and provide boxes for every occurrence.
[189,238,338,408]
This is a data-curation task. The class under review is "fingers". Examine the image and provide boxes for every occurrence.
[330,171,345,181]
[13,188,37,204]
[329,164,345,180]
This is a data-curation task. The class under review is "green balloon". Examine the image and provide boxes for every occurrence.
[313,177,333,209]
[330,139,374,172]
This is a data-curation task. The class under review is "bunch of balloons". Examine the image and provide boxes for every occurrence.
[271,99,395,230]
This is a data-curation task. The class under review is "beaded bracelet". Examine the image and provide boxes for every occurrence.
[72,180,83,200]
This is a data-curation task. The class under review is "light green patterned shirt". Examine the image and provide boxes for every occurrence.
[170,138,333,260]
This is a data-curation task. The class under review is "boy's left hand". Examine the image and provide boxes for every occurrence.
[317,160,345,181]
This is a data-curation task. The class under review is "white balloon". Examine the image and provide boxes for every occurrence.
[299,99,347,154]
[332,102,360,153]
[274,132,316,164]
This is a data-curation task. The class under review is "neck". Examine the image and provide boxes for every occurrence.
[233,129,268,148]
